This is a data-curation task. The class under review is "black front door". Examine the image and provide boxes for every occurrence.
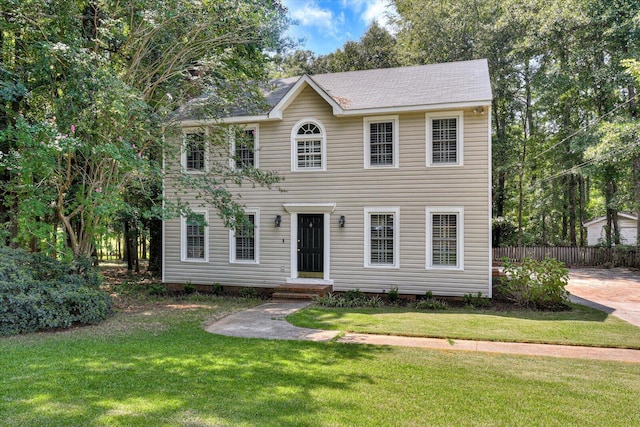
[298,214,323,278]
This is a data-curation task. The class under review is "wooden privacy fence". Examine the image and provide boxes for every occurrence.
[493,246,640,268]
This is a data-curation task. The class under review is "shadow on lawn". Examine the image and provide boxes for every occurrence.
[293,302,611,324]
[3,325,388,426]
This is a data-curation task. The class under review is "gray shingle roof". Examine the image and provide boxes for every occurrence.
[177,59,492,121]
[309,59,492,111]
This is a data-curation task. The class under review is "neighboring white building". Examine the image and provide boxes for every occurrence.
[583,213,638,246]
[162,59,493,297]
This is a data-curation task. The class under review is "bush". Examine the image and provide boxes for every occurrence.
[497,257,570,310]
[414,296,449,310]
[0,247,113,336]
[315,291,384,308]
[463,292,491,309]
[239,287,258,298]
[387,286,399,304]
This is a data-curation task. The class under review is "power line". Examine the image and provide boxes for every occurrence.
[532,92,640,161]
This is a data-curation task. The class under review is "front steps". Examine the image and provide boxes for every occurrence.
[272,283,332,300]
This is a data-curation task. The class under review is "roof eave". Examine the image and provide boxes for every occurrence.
[334,99,493,117]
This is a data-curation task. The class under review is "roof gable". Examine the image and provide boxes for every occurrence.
[268,75,344,119]
[583,212,638,227]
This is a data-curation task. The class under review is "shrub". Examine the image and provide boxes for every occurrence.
[387,286,399,304]
[212,283,223,296]
[463,292,491,309]
[0,247,113,336]
[314,291,383,308]
[414,297,448,310]
[498,257,570,310]
[239,287,258,298]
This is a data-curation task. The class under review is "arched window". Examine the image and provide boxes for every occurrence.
[291,119,326,171]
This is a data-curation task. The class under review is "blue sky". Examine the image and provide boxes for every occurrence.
[282,0,397,55]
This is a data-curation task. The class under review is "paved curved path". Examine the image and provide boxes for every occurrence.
[207,300,640,364]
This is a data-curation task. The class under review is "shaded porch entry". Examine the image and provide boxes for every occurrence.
[297,214,323,278]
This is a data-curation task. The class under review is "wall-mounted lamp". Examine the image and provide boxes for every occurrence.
[473,106,485,114]
[275,215,282,228]
[339,215,346,228]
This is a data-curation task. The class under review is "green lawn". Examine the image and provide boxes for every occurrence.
[2,297,640,426]
[288,304,640,349]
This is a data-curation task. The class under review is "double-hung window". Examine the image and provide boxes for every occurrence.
[229,210,260,264]
[365,208,400,268]
[232,125,258,170]
[292,120,326,171]
[426,207,464,270]
[364,116,399,168]
[181,210,208,262]
[426,112,463,166]
[183,132,207,172]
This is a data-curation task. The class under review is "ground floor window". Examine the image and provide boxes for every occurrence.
[181,210,208,262]
[426,207,463,270]
[229,210,259,264]
[364,207,399,268]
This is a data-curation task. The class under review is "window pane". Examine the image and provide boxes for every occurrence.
[370,214,394,264]
[186,133,205,171]
[186,214,205,259]
[297,139,322,169]
[235,214,255,261]
[235,129,255,169]
[432,214,457,266]
[432,118,457,164]
[370,122,394,165]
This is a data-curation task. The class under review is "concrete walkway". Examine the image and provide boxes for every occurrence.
[206,301,640,364]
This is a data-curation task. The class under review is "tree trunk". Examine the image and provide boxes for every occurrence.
[568,175,577,246]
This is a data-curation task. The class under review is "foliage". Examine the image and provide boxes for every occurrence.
[0,0,289,261]
[414,297,449,310]
[498,257,570,310]
[386,286,399,303]
[239,287,258,299]
[314,292,384,308]
[463,292,491,309]
[0,247,112,336]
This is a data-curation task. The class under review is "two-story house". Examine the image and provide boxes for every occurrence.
[163,59,493,298]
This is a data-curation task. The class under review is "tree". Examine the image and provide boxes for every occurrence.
[0,0,289,261]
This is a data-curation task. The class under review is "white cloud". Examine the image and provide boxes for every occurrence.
[284,0,343,37]
[347,0,398,33]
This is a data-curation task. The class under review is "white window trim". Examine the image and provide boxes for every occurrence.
[426,207,464,270]
[363,115,399,169]
[426,111,464,167]
[291,118,327,172]
[181,209,209,263]
[229,208,260,264]
[229,124,259,170]
[181,129,210,173]
[364,207,400,269]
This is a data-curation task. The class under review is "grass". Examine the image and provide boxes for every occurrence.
[287,303,640,349]
[1,295,640,426]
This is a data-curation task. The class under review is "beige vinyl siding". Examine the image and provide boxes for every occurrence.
[164,86,491,296]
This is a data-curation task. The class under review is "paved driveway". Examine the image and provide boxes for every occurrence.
[567,267,640,327]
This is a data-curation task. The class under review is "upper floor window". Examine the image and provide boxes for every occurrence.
[364,207,400,269]
[181,210,209,262]
[231,125,259,170]
[182,132,207,172]
[229,209,260,264]
[291,119,326,171]
[426,112,463,167]
[426,207,464,270]
[364,116,399,168]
